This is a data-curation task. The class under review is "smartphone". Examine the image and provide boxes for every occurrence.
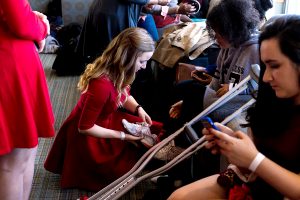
[194,71,209,80]
[200,116,220,131]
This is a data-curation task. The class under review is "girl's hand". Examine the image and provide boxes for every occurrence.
[191,70,212,85]
[169,100,183,119]
[177,3,196,15]
[36,39,46,52]
[137,107,152,125]
[203,123,234,154]
[158,0,170,6]
[216,84,229,97]
[33,11,50,52]
[33,11,50,35]
[210,127,258,169]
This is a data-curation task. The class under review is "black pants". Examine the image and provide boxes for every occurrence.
[176,80,206,123]
[164,79,206,147]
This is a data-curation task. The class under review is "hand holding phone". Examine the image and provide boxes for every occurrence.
[200,116,220,131]
[200,116,221,154]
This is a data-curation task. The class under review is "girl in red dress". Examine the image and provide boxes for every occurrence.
[0,0,55,199]
[44,27,164,191]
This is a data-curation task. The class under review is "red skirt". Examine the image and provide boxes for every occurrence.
[44,110,163,191]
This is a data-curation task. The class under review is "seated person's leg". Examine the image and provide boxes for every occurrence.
[166,79,206,146]
[167,174,226,200]
[138,14,159,41]
[175,79,206,123]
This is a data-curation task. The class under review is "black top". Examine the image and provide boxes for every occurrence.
[76,0,149,63]
[250,105,300,199]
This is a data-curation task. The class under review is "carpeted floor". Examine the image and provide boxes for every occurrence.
[30,54,156,200]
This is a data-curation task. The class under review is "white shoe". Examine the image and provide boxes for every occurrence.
[122,119,158,147]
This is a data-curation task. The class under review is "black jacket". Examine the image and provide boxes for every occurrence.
[76,0,149,64]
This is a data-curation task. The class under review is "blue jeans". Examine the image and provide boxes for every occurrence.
[138,14,159,41]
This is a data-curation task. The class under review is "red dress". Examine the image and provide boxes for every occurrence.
[44,77,163,191]
[0,0,55,155]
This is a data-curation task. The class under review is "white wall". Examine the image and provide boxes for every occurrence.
[285,0,300,14]
[28,0,50,13]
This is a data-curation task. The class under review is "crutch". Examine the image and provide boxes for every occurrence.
[87,64,260,200]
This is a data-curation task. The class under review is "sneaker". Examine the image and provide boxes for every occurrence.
[141,133,158,148]
[122,119,158,147]
[154,140,185,161]
[122,119,150,136]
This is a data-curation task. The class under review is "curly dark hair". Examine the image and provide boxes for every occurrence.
[206,0,260,48]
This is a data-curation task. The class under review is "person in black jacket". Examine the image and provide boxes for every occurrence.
[76,0,169,66]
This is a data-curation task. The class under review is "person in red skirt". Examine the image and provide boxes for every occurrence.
[0,0,55,199]
[44,27,164,192]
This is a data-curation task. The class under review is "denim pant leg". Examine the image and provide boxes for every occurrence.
[138,14,159,41]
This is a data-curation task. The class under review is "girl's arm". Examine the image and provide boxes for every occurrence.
[79,125,141,141]
[123,96,152,125]
[255,158,300,199]
[123,95,141,114]
[211,124,300,200]
[77,80,141,140]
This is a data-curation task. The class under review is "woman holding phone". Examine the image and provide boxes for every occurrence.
[168,14,300,200]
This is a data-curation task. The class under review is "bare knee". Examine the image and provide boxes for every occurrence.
[167,174,226,200]
[168,187,189,200]
[0,147,36,174]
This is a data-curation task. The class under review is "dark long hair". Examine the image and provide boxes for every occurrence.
[247,15,300,138]
[206,0,260,47]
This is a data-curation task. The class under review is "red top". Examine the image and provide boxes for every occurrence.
[153,14,178,28]
[0,0,55,155]
[44,77,163,191]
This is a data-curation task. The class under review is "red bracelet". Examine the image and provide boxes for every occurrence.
[135,105,142,115]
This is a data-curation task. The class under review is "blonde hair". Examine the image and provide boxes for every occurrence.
[78,28,155,102]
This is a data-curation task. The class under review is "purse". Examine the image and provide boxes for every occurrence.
[175,63,196,83]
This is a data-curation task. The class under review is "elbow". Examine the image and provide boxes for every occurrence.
[78,128,87,135]
[78,125,95,135]
[78,127,91,135]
